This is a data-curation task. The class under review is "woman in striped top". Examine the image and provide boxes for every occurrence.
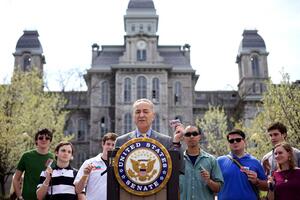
[36,141,85,200]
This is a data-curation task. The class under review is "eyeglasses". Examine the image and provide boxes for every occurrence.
[38,135,51,141]
[184,131,199,137]
[228,138,243,144]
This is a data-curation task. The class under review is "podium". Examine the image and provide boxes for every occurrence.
[107,145,180,200]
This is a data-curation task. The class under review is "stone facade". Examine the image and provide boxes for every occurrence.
[12,0,269,168]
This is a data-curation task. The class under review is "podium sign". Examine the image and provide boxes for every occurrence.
[114,138,172,196]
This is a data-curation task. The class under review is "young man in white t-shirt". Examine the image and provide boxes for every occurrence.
[74,132,118,200]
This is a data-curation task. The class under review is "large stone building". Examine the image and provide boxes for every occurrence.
[12,0,269,167]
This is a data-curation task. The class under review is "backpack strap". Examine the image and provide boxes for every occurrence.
[227,155,243,169]
[226,155,260,199]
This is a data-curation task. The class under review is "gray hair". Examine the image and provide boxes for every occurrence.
[133,98,154,112]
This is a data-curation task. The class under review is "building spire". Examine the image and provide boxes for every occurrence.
[127,0,155,9]
[124,0,158,36]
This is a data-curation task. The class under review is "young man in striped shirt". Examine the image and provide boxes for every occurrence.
[36,141,85,200]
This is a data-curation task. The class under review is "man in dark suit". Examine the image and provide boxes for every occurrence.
[115,98,183,149]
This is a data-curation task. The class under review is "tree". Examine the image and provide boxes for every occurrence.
[197,105,229,157]
[245,72,300,159]
[44,67,87,91]
[0,69,70,196]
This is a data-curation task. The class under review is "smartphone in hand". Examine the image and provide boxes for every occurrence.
[240,166,250,172]
[199,164,206,172]
[169,119,181,131]
[46,159,53,168]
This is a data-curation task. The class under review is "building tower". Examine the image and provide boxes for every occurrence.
[13,30,45,75]
[236,30,269,126]
[86,0,197,155]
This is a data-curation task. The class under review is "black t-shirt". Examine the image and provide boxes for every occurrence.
[187,154,199,165]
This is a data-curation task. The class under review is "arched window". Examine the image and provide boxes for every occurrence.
[152,114,160,132]
[124,78,131,103]
[23,55,31,71]
[101,81,109,105]
[152,78,159,102]
[251,56,259,77]
[100,117,108,136]
[124,113,132,134]
[137,76,147,99]
[77,119,87,141]
[174,82,182,105]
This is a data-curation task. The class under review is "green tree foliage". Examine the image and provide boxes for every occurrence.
[0,69,70,196]
[197,105,229,156]
[246,72,300,159]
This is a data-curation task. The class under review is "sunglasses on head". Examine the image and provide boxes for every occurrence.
[228,138,243,144]
[38,135,51,140]
[184,131,199,137]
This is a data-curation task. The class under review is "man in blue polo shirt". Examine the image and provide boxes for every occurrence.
[217,129,268,200]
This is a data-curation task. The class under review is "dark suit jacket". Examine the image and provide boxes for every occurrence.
[115,129,184,174]
[115,130,173,149]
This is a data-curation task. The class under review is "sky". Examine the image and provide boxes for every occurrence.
[0,0,299,91]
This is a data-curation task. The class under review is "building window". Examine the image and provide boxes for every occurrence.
[251,56,259,77]
[77,119,87,141]
[100,117,108,136]
[64,119,74,136]
[147,25,152,32]
[252,83,261,94]
[70,94,78,105]
[124,78,131,103]
[137,76,147,99]
[139,24,143,31]
[238,63,243,79]
[101,81,109,105]
[131,24,135,32]
[260,83,265,93]
[137,50,146,61]
[252,83,256,93]
[152,78,159,102]
[79,94,87,105]
[23,55,31,71]
[152,114,160,132]
[174,82,182,105]
[175,116,183,123]
[124,113,132,134]
[77,152,87,168]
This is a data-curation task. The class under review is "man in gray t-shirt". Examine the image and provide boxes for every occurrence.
[261,122,300,175]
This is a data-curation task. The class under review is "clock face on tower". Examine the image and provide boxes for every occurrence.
[136,40,147,50]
